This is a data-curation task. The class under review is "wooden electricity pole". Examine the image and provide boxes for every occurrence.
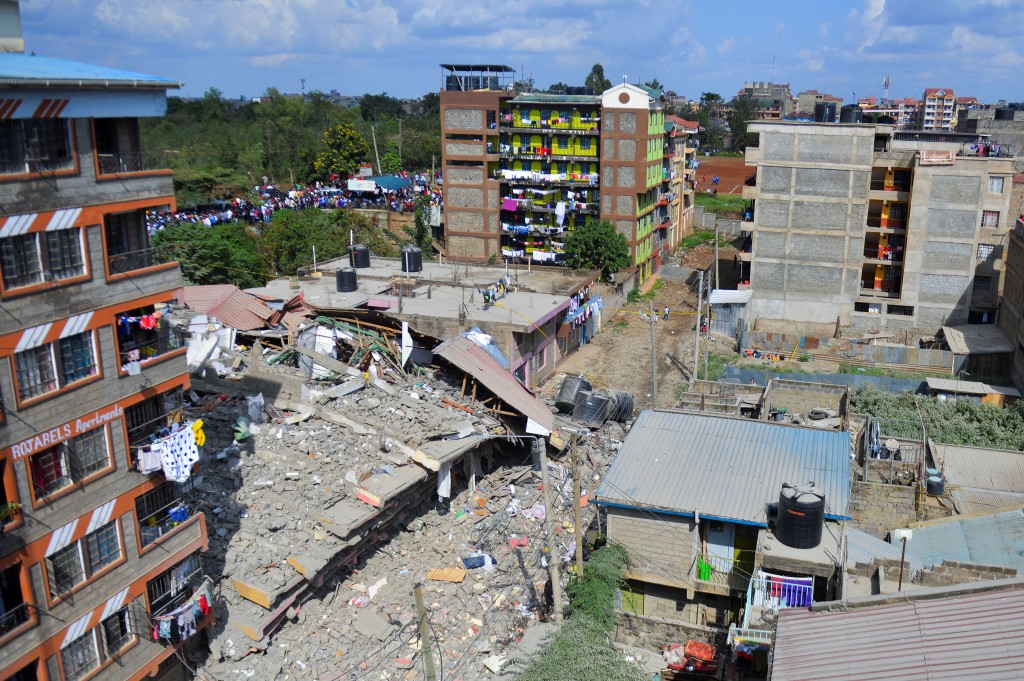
[414,583,438,681]
[540,441,563,622]
[572,434,584,578]
[649,300,657,408]
[692,270,703,388]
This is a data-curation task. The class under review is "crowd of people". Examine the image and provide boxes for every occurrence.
[146,171,443,234]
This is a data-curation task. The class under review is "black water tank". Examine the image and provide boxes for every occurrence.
[555,375,592,413]
[336,267,357,293]
[814,102,837,123]
[605,389,635,422]
[839,105,863,123]
[572,390,610,425]
[995,108,1015,121]
[350,244,371,269]
[926,475,945,496]
[401,246,423,273]
[776,483,826,549]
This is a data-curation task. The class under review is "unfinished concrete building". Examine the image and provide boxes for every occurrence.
[742,121,1015,335]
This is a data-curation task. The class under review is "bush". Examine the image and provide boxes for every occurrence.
[798,353,811,362]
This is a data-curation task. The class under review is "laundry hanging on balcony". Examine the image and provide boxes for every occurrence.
[135,421,203,481]
[555,201,566,226]
[152,577,213,644]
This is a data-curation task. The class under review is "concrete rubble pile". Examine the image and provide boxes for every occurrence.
[181,325,626,679]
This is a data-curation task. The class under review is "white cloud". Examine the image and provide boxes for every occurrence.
[717,37,736,54]
[772,23,785,40]
[845,0,887,50]
[818,22,830,39]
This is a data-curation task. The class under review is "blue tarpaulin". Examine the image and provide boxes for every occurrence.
[368,175,412,191]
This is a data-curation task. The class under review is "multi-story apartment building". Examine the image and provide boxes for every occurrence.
[665,116,699,252]
[439,65,669,283]
[918,88,957,132]
[0,45,208,681]
[795,90,843,117]
[737,81,794,119]
[742,121,1014,335]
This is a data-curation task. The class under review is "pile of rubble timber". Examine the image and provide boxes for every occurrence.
[176,316,628,679]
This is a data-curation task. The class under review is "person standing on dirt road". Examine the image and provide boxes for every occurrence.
[663,306,670,321]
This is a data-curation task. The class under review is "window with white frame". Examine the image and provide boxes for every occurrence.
[982,210,1000,229]
[0,227,85,290]
[989,176,1005,193]
[61,629,100,681]
[28,426,110,498]
[0,119,74,175]
[47,520,123,599]
[14,330,97,400]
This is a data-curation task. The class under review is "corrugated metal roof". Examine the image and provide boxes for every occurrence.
[433,336,554,432]
[772,581,1024,681]
[897,509,1024,570]
[844,527,925,578]
[926,377,1020,397]
[709,289,753,305]
[0,53,179,87]
[595,411,851,524]
[951,487,1024,515]
[934,443,1024,494]
[940,324,1013,355]
[179,285,274,331]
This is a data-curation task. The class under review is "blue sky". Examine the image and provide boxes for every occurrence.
[19,0,1024,104]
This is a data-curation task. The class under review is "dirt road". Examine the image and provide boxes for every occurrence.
[693,155,750,194]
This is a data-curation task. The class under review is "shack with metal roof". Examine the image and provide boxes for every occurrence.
[595,410,850,625]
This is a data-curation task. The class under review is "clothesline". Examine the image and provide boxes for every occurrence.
[136,420,204,483]
[152,576,213,644]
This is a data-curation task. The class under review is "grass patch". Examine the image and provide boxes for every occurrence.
[609,319,629,333]
[680,229,721,250]
[509,545,645,681]
[836,363,960,380]
[693,192,746,216]
[626,278,664,303]
[695,351,740,381]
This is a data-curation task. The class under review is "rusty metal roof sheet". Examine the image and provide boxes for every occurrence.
[433,336,554,433]
[595,411,851,524]
[772,580,1024,681]
[934,443,1024,494]
[180,285,274,332]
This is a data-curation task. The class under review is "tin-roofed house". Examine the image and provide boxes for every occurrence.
[595,411,851,633]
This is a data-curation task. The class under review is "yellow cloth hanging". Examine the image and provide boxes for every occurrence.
[191,419,206,447]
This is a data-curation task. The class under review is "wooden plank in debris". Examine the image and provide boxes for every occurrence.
[356,464,428,507]
[291,345,362,378]
[426,567,467,583]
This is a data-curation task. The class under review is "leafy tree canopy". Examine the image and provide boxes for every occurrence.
[548,81,570,93]
[643,78,664,90]
[414,91,440,119]
[359,92,405,121]
[564,219,630,279]
[153,222,265,288]
[727,93,758,151]
[380,142,402,175]
[314,122,370,179]
[260,209,395,276]
[584,64,612,93]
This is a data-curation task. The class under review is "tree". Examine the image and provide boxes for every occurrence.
[548,81,570,93]
[314,122,370,179]
[584,64,612,93]
[642,78,664,90]
[564,219,630,279]
[152,222,265,288]
[413,92,440,119]
[405,193,436,252]
[728,94,758,151]
[380,142,402,175]
[259,209,394,276]
[358,92,406,121]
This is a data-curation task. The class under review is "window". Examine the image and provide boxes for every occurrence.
[85,521,121,572]
[0,228,85,290]
[48,543,85,598]
[982,210,1000,229]
[29,426,110,498]
[47,520,122,599]
[0,119,74,175]
[61,630,100,681]
[978,243,996,262]
[94,118,144,174]
[887,304,915,316]
[147,553,202,617]
[104,210,153,274]
[580,137,591,150]
[100,606,135,656]
[973,276,992,292]
[136,483,190,548]
[556,136,568,150]
[14,330,97,401]
[116,304,182,369]
[989,176,1005,193]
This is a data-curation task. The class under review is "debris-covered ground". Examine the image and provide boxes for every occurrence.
[179,322,629,680]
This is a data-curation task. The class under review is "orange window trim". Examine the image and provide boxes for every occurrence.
[24,424,114,510]
[0,122,79,185]
[115,346,186,378]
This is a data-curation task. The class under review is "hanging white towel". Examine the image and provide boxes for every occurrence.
[555,201,566,226]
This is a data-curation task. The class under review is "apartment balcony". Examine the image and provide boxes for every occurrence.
[862,246,904,263]
[104,209,177,279]
[691,554,752,596]
[96,150,169,177]
[866,215,907,231]
[742,574,813,629]
[859,284,902,299]
[0,562,36,645]
[498,147,598,163]
[498,116,600,135]
[500,198,599,216]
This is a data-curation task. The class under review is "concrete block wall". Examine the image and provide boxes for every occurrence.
[607,507,696,582]
[767,379,845,417]
[847,481,920,538]
[613,611,722,650]
[918,560,1019,587]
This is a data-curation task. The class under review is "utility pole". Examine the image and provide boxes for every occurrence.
[539,441,563,622]
[572,434,584,579]
[703,297,710,381]
[649,300,657,408]
[714,221,720,290]
[398,117,403,159]
[414,583,438,681]
[370,124,382,175]
[692,271,703,388]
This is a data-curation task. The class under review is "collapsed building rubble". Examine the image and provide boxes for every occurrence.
[173,315,627,679]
